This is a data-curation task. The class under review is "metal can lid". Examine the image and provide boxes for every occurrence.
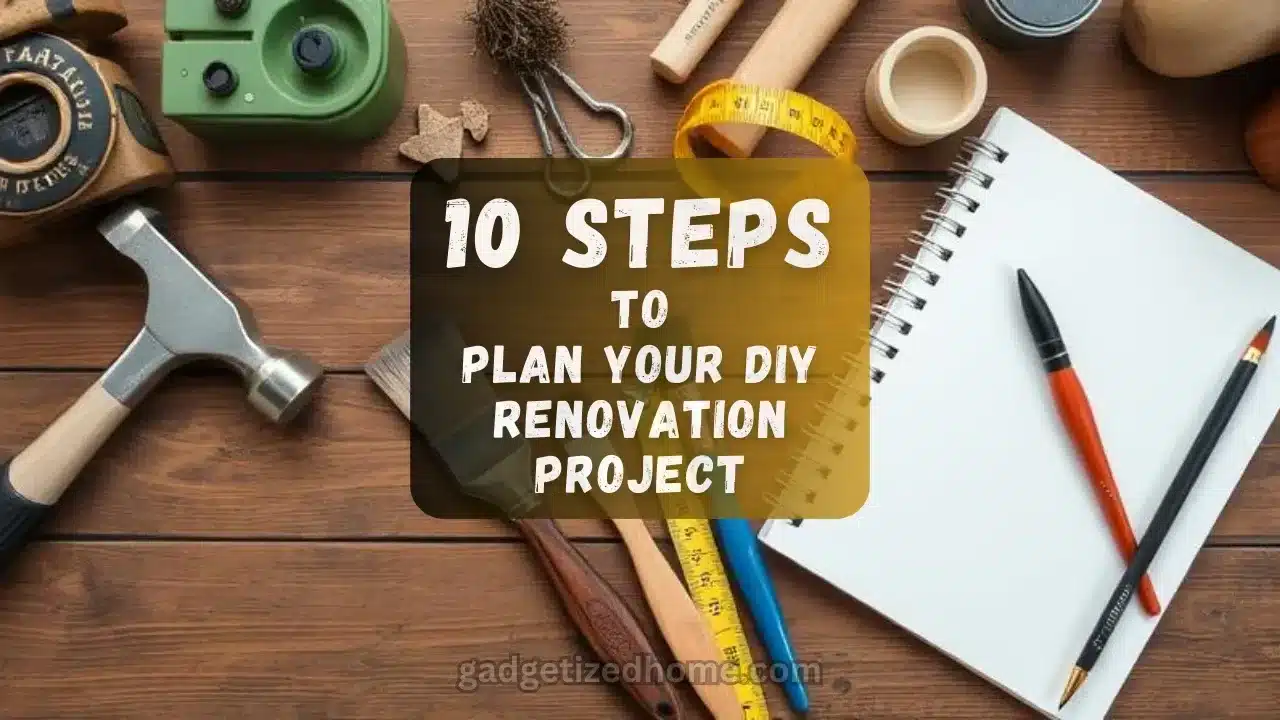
[987,0,1101,33]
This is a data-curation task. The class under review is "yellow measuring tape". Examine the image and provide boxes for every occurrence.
[666,516,770,720]
[674,79,858,161]
[628,386,771,720]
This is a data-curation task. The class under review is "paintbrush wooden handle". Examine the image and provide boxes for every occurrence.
[514,518,683,720]
[615,519,744,720]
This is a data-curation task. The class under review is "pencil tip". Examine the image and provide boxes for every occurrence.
[1059,666,1087,709]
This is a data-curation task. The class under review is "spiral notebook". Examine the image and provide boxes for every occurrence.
[759,108,1280,719]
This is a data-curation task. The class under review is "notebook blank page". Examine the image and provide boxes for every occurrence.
[759,108,1280,720]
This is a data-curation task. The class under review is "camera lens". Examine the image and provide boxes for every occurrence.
[0,81,61,165]
[292,27,340,75]
[203,62,239,97]
[214,0,250,17]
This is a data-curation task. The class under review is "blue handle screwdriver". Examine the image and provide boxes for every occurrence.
[646,318,811,714]
[691,423,810,715]
[711,515,810,714]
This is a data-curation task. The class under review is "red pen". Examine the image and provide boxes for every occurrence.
[1016,269,1161,617]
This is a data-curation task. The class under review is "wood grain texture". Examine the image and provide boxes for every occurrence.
[0,2,1275,716]
[101,0,1277,172]
[0,543,1277,719]
[2,178,1277,370]
[1,374,1278,543]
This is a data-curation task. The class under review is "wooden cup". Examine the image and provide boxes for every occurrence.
[1246,88,1280,190]
[864,26,988,147]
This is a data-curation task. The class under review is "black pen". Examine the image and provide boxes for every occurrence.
[1059,316,1274,708]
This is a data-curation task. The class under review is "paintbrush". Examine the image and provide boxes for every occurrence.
[365,323,682,720]
[564,432,745,720]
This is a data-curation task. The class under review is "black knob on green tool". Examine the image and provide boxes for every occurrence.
[214,0,250,17]
[293,27,339,75]
[203,62,238,97]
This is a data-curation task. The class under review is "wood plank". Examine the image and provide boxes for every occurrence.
[1,178,1276,370]
[2,374,1278,542]
[102,0,1274,173]
[0,543,1276,718]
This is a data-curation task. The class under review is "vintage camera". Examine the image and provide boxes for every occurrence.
[162,0,406,140]
[0,0,174,248]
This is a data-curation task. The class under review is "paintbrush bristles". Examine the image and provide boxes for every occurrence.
[365,331,411,418]
[467,0,570,71]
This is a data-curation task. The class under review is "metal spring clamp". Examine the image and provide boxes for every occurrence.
[518,62,635,199]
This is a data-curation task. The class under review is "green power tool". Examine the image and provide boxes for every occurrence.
[161,0,407,140]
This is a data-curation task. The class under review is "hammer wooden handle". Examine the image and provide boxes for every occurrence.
[514,517,683,720]
[651,0,746,84]
[702,0,861,157]
[0,379,130,571]
[614,519,744,720]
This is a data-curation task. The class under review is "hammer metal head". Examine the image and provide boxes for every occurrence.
[96,203,323,423]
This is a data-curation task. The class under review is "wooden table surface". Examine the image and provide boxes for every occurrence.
[2,1,1278,718]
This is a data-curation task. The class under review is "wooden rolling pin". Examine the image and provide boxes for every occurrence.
[700,0,861,157]
[1247,89,1280,190]
[651,0,746,84]
[1122,0,1280,77]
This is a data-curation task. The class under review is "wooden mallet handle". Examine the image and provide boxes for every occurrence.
[701,0,862,157]
[650,0,747,84]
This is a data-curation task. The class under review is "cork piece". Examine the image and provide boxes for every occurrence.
[460,99,490,143]
[401,104,464,181]
[0,0,129,43]
[416,103,455,136]
[400,119,463,165]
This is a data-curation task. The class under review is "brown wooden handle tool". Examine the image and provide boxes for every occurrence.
[614,519,744,719]
[514,517,683,720]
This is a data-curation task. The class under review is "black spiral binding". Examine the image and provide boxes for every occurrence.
[774,135,1010,527]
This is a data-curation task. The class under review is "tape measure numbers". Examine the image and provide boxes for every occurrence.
[627,385,771,720]
[674,80,858,161]
[666,517,771,720]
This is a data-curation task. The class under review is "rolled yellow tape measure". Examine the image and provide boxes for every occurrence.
[674,79,858,161]
[628,386,771,720]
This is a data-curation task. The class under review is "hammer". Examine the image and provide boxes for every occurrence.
[0,203,324,569]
